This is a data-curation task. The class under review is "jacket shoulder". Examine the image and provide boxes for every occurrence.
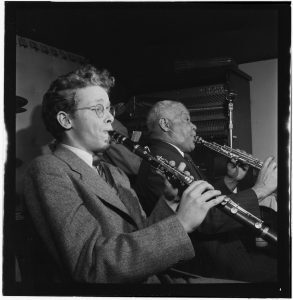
[26,154,66,174]
[150,143,183,162]
[29,154,61,165]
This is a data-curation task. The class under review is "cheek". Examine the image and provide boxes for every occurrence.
[82,120,106,143]
[184,128,194,143]
[95,128,108,143]
[89,119,104,134]
[95,126,104,135]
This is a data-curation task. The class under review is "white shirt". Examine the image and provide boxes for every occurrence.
[61,143,94,168]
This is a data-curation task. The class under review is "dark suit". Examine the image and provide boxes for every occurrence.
[135,139,276,282]
[24,144,236,284]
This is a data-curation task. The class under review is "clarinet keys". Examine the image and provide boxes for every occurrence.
[231,207,238,214]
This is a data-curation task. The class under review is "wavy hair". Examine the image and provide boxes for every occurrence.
[42,65,115,140]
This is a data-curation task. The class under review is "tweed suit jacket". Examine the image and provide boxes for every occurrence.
[24,145,195,284]
[135,139,268,281]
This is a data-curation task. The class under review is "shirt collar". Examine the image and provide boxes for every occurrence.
[61,143,94,168]
[164,142,184,157]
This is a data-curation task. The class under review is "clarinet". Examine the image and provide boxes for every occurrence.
[109,131,277,244]
[195,136,263,170]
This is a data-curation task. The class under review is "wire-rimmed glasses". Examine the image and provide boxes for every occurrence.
[74,104,115,118]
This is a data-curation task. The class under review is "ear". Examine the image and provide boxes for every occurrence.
[56,111,72,129]
[158,118,170,132]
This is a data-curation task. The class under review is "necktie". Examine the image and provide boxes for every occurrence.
[92,158,108,183]
[93,158,117,189]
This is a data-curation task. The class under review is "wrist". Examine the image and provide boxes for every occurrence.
[176,214,192,233]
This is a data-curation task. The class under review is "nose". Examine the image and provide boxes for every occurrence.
[192,123,197,132]
[105,109,114,124]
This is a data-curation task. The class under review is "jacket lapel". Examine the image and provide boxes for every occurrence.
[54,146,131,217]
[106,164,145,229]
[183,153,205,180]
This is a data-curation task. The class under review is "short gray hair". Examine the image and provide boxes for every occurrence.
[146,100,186,133]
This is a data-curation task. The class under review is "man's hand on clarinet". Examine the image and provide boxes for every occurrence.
[163,161,225,233]
[176,180,225,233]
[224,154,250,192]
[158,160,225,233]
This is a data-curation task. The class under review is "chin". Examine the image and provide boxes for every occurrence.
[94,141,110,153]
[189,145,195,152]
[100,143,111,152]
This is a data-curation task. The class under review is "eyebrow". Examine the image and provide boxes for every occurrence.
[94,98,104,103]
[90,99,109,107]
[181,111,190,117]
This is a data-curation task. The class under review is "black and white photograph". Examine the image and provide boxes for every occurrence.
[3,1,291,297]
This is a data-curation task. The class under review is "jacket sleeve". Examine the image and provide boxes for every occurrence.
[24,158,194,283]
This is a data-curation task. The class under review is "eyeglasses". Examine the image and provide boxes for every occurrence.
[74,104,115,118]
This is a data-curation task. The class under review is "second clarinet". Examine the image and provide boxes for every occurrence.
[109,130,277,244]
[195,136,263,170]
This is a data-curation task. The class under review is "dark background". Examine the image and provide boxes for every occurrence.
[9,2,286,97]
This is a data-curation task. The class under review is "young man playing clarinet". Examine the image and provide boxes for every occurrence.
[23,65,246,285]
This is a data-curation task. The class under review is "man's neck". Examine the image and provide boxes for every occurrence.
[61,143,94,168]
[62,136,94,156]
